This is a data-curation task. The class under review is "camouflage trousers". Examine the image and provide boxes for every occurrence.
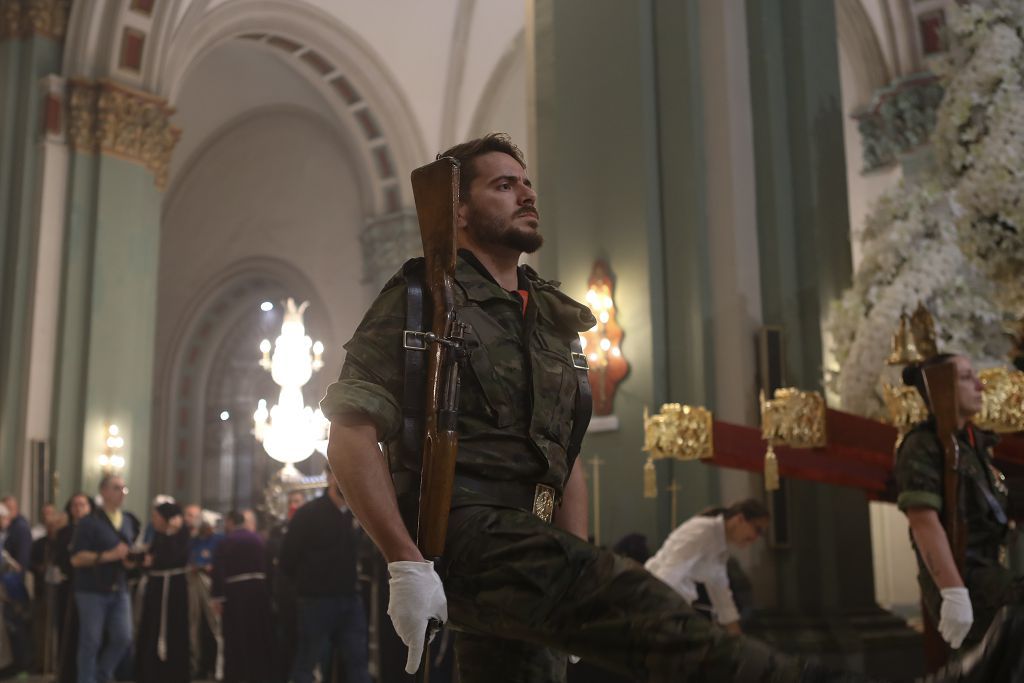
[443,506,804,683]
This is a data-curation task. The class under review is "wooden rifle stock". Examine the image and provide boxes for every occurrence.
[410,156,462,561]
[923,361,967,573]
[409,157,463,681]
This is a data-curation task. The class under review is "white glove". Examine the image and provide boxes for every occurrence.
[939,587,973,649]
[569,655,581,664]
[387,560,448,674]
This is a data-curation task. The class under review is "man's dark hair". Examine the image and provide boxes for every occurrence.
[701,498,770,522]
[225,509,246,527]
[437,133,526,198]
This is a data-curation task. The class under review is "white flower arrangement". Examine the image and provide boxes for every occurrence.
[827,0,1021,418]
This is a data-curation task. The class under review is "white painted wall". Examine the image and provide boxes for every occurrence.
[193,0,527,158]
[167,41,340,188]
[158,109,369,388]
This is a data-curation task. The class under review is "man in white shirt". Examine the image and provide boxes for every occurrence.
[645,498,769,635]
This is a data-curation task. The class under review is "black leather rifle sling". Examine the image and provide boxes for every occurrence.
[401,266,593,483]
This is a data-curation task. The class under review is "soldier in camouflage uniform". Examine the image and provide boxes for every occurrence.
[895,354,1022,652]
[324,134,973,682]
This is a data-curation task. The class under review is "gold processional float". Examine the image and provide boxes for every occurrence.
[642,303,1024,495]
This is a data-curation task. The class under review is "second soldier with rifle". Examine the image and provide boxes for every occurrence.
[321,133,1020,682]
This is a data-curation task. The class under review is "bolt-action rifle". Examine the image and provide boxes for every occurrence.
[409,156,466,681]
[922,361,967,667]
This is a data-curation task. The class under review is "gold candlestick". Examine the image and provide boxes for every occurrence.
[666,481,681,528]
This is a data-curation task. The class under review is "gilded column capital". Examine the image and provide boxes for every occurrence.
[67,79,181,190]
[0,0,70,41]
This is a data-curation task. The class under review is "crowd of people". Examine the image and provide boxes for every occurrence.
[0,470,372,683]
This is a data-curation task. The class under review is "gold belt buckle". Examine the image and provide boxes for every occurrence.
[533,484,556,523]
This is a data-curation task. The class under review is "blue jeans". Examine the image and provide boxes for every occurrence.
[291,594,371,683]
[75,590,132,683]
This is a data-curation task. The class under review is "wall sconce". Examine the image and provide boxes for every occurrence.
[582,261,629,419]
[98,424,126,473]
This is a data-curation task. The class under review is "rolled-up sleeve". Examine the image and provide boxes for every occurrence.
[895,430,944,513]
[320,284,406,441]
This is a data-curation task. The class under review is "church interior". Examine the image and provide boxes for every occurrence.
[3,0,1024,680]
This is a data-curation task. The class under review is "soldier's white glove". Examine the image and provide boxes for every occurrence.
[939,587,973,649]
[388,560,448,674]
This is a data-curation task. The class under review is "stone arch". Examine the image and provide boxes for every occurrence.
[156,0,427,214]
[835,0,892,106]
[152,257,330,504]
[63,0,428,214]
[162,104,375,219]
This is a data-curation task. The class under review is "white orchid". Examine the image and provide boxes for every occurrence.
[826,0,1021,417]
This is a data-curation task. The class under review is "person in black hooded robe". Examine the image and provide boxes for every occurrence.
[136,501,191,683]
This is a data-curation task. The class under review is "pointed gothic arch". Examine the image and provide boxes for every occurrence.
[152,256,330,503]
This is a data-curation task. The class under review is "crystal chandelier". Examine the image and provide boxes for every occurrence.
[253,298,329,478]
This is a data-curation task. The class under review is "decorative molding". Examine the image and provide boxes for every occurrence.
[66,78,181,189]
[853,73,944,173]
[0,0,71,41]
[359,212,421,291]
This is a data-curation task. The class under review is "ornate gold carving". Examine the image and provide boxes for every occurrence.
[887,303,940,366]
[643,403,714,461]
[976,368,1024,434]
[887,313,920,366]
[760,388,827,449]
[67,80,99,151]
[909,303,939,359]
[66,79,181,190]
[884,368,1024,434]
[0,0,70,41]
[759,388,826,491]
[882,383,928,433]
[642,403,713,498]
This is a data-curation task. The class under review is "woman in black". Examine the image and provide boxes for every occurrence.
[54,492,94,683]
[136,502,191,683]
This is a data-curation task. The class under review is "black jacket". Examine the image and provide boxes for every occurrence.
[278,495,360,597]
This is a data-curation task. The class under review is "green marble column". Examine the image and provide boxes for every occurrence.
[51,80,177,518]
[532,0,723,543]
[745,0,920,676]
[0,1,67,495]
[533,0,666,544]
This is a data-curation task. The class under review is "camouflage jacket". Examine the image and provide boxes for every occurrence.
[895,419,1008,558]
[320,250,596,499]
[895,419,1018,641]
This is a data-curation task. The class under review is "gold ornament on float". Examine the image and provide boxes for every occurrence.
[759,388,827,491]
[641,403,713,498]
[882,383,928,434]
[975,368,1024,434]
